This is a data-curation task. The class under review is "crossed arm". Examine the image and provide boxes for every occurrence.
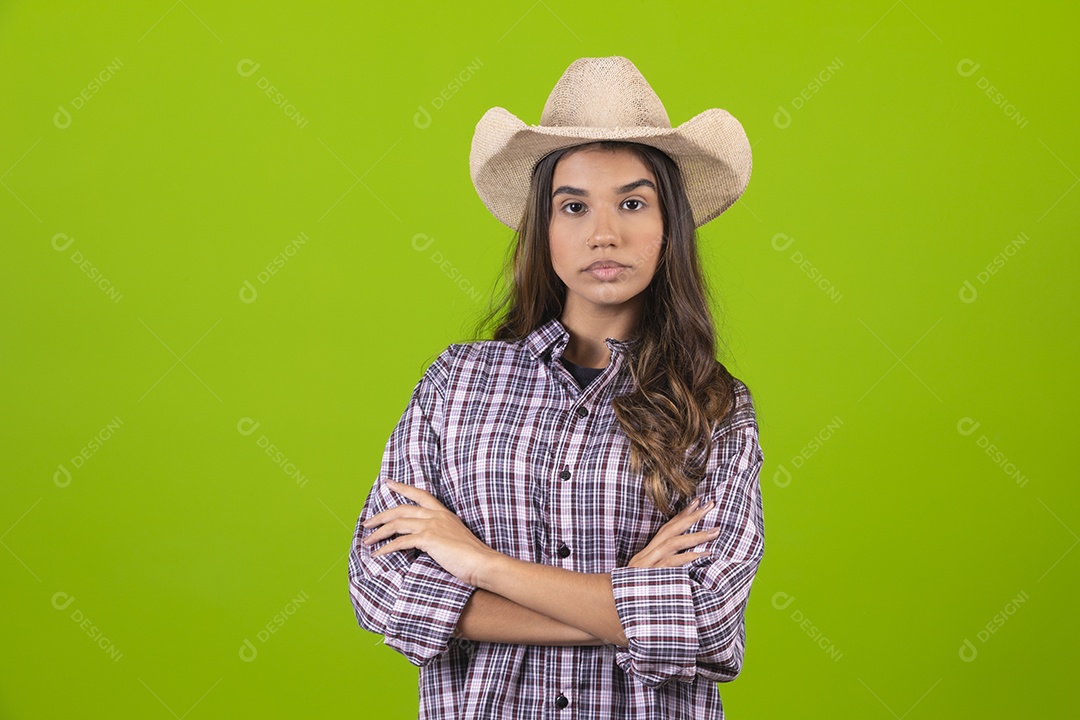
[361,479,719,648]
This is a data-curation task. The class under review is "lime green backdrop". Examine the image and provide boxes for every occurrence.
[2,1,1076,717]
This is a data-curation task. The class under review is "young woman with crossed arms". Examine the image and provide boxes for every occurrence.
[349,56,765,719]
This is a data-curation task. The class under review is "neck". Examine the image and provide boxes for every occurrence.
[559,293,643,368]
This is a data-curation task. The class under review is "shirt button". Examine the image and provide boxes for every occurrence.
[559,467,571,481]
[576,406,589,418]
[557,543,571,558]
[555,693,569,710]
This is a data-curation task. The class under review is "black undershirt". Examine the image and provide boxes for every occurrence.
[559,355,605,389]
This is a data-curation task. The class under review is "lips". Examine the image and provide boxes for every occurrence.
[583,261,629,282]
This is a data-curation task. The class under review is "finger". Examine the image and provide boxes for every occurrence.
[362,517,426,546]
[689,499,716,518]
[371,533,420,557]
[680,496,717,516]
[671,499,715,527]
[362,505,430,529]
[679,497,702,515]
[654,527,721,557]
[680,526,723,547]
[386,480,446,511]
[654,500,716,542]
[678,528,721,552]
[659,551,712,568]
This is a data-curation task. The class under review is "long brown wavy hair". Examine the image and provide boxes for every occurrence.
[468,140,739,517]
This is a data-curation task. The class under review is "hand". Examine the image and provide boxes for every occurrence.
[627,496,720,568]
[361,479,499,587]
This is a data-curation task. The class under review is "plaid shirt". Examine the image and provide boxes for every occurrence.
[348,316,765,719]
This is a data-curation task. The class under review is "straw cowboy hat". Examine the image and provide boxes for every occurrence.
[469,55,752,231]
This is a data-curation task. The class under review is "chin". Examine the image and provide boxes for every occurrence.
[593,285,646,305]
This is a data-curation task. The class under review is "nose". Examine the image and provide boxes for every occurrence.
[588,206,618,247]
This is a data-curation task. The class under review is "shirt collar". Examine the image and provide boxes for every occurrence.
[523,316,642,363]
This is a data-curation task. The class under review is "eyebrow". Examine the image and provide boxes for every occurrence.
[552,178,657,199]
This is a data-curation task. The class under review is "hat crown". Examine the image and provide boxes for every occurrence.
[539,56,671,129]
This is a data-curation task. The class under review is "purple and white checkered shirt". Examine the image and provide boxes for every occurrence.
[348,316,765,719]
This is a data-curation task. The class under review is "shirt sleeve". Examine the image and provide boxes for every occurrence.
[609,382,766,688]
[347,344,477,667]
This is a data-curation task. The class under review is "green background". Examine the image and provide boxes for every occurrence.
[2,1,1077,717]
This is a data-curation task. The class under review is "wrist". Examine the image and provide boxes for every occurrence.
[473,547,511,590]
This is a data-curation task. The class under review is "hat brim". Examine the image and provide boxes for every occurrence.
[469,106,752,230]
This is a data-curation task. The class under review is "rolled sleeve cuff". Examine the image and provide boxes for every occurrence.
[610,565,698,686]
[384,552,477,666]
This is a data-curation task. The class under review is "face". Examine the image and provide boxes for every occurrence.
[548,146,665,317]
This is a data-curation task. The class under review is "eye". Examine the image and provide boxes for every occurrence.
[623,199,645,211]
[562,201,586,214]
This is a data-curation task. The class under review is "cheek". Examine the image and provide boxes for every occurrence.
[547,226,577,267]
[547,242,567,274]
[635,225,665,269]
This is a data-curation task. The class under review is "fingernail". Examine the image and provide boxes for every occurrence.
[689,497,701,509]
[704,500,716,509]
[708,527,721,535]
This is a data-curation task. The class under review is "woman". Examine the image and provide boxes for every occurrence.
[349,56,765,719]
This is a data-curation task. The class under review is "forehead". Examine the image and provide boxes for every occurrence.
[552,146,655,188]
